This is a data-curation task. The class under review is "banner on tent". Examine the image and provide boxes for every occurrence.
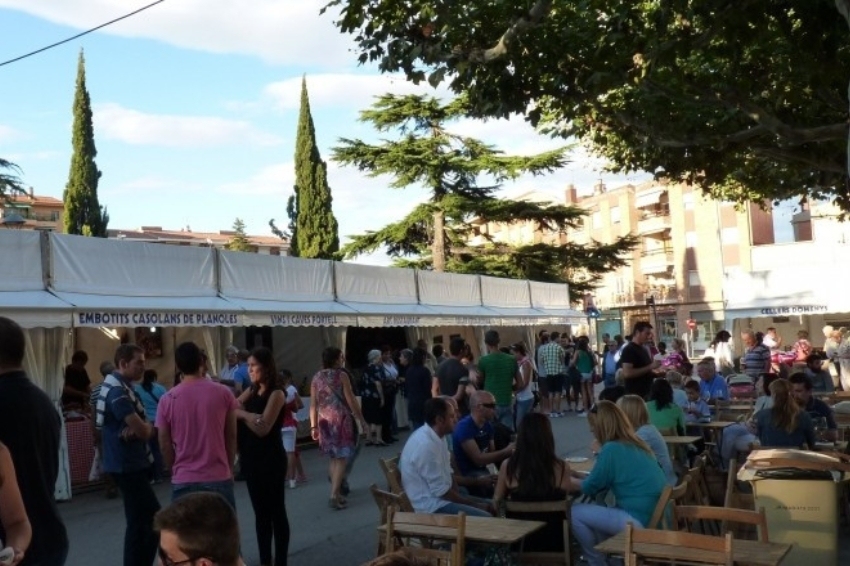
[75,311,241,327]
[243,313,358,327]
[755,305,829,316]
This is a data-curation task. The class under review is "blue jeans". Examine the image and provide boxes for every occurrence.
[172,479,236,509]
[514,398,534,429]
[571,503,642,566]
[495,404,514,431]
[112,469,161,566]
[436,501,492,517]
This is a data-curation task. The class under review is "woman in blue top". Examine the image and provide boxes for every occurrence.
[133,369,167,482]
[569,401,667,566]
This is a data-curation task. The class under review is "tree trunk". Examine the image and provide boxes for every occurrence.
[432,209,446,271]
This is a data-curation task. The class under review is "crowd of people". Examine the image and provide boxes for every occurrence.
[3,311,849,566]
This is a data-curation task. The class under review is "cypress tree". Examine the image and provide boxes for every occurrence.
[291,76,339,258]
[226,218,253,252]
[63,50,108,236]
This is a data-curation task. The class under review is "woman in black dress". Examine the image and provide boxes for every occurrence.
[361,349,387,446]
[236,347,289,566]
[404,348,433,431]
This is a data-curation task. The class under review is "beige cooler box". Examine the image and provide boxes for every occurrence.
[738,449,850,566]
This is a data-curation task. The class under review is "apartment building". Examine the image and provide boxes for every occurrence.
[0,189,64,231]
[109,226,289,255]
[472,180,775,353]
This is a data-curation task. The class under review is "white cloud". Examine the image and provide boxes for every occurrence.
[0,0,358,67]
[263,73,449,112]
[0,124,20,144]
[215,163,293,197]
[94,103,283,148]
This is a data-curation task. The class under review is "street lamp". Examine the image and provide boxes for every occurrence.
[0,211,26,229]
[645,295,659,338]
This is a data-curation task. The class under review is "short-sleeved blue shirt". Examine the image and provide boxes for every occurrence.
[451,415,493,476]
[101,377,150,474]
[233,362,250,390]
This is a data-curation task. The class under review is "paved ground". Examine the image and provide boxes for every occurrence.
[58,410,849,565]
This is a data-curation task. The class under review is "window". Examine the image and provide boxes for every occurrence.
[658,318,678,344]
[720,227,739,244]
[682,193,694,210]
[688,270,701,286]
[592,211,602,229]
[610,206,621,224]
[685,231,697,248]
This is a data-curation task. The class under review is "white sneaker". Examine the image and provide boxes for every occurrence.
[288,479,297,489]
[577,411,588,418]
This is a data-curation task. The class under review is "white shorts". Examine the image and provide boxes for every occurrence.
[281,429,296,453]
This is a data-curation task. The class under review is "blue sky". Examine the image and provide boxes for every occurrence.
[0,1,794,261]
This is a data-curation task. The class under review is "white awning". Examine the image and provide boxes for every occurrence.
[416,270,500,326]
[219,252,357,326]
[723,268,838,318]
[634,188,665,208]
[0,231,73,328]
[51,234,238,327]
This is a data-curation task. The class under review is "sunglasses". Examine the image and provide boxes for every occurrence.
[158,547,198,566]
[480,403,497,409]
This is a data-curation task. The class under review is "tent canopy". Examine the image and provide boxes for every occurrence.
[416,270,499,326]
[0,231,72,328]
[219,252,357,326]
[50,234,240,327]
[529,281,586,324]
[335,263,439,327]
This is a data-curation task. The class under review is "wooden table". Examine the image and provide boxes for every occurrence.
[380,515,545,545]
[689,420,736,455]
[565,457,594,475]
[662,435,701,445]
[596,531,793,566]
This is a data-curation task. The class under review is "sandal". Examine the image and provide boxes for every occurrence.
[329,495,347,510]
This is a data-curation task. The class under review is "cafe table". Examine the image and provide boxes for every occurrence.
[565,456,595,476]
[689,420,736,454]
[596,530,793,566]
[380,515,545,546]
[661,435,701,446]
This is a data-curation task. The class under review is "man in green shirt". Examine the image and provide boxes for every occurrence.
[477,330,519,430]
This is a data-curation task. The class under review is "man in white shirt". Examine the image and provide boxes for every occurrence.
[400,397,492,517]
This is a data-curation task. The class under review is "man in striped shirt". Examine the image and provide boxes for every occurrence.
[538,331,566,417]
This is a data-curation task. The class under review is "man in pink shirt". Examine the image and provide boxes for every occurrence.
[157,341,239,507]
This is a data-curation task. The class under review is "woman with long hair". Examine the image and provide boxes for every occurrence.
[646,378,685,436]
[662,338,690,373]
[493,413,570,552]
[569,401,667,566]
[755,378,816,449]
[617,395,677,485]
[0,441,31,566]
[510,342,535,427]
[310,347,369,510]
[133,369,167,483]
[570,336,596,415]
[235,347,290,566]
[706,330,734,375]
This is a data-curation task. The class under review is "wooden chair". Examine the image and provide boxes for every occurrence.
[380,456,404,494]
[370,484,414,555]
[624,522,733,566]
[385,507,466,565]
[686,453,713,507]
[503,499,571,565]
[646,477,690,530]
[723,458,755,512]
[672,504,769,542]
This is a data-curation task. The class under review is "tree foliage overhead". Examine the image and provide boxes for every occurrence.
[324,0,850,210]
[0,159,25,201]
[284,76,340,259]
[226,218,253,252]
[63,50,108,236]
[332,94,636,298]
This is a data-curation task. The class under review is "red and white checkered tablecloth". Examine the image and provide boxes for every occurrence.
[65,417,95,486]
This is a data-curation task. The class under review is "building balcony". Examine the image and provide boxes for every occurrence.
[637,208,672,236]
[597,286,681,308]
[639,249,675,275]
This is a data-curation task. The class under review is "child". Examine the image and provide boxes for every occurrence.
[683,380,711,425]
[280,369,304,488]
[665,370,689,410]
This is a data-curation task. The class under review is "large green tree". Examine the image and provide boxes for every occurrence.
[280,76,340,258]
[324,1,850,210]
[64,50,108,236]
[332,94,636,297]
